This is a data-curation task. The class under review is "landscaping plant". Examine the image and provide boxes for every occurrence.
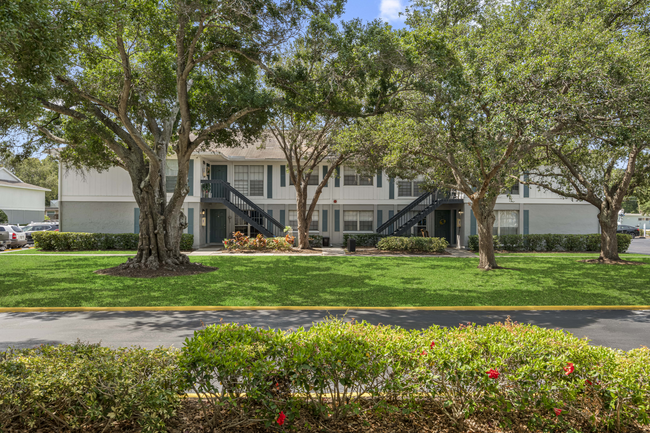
[468,233,632,254]
[32,232,194,251]
[377,236,449,253]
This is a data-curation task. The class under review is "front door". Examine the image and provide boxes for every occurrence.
[434,210,452,244]
[210,165,228,199]
[209,209,227,244]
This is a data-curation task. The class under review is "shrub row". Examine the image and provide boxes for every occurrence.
[377,236,449,252]
[468,233,632,253]
[0,342,181,432]
[32,231,194,251]
[343,233,385,247]
[3,320,649,432]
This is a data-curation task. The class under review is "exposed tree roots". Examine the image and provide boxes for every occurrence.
[95,256,218,278]
[579,258,647,266]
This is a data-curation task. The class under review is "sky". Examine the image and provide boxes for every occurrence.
[339,0,408,28]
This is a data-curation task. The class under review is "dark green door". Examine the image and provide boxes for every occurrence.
[209,209,227,244]
[210,165,227,199]
[434,210,452,244]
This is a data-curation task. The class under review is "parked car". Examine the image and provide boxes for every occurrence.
[22,222,59,245]
[617,224,640,238]
[0,225,27,249]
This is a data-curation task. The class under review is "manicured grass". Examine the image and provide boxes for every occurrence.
[4,249,136,255]
[1,255,649,308]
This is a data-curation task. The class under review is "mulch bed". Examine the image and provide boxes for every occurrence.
[346,247,451,256]
[95,262,218,278]
[221,248,323,254]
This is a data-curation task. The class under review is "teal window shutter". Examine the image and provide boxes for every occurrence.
[470,211,477,236]
[322,209,328,232]
[188,160,194,196]
[134,208,140,234]
[377,169,382,188]
[280,165,286,187]
[377,209,383,226]
[334,167,340,187]
[267,209,273,232]
[188,208,194,235]
[267,165,273,198]
[280,209,285,226]
[323,166,328,187]
[523,210,529,235]
[389,178,395,199]
[334,209,340,231]
[524,172,529,198]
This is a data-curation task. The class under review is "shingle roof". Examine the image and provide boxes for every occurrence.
[0,179,50,191]
[196,135,287,160]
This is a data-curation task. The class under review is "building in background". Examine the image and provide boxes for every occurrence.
[0,167,50,224]
[59,141,599,248]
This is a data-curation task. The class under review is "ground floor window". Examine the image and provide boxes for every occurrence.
[344,210,373,231]
[289,210,319,231]
[493,210,519,236]
[234,211,263,237]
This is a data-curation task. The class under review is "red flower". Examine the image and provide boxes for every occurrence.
[585,379,593,386]
[487,369,500,379]
[430,341,435,348]
[554,408,562,416]
[564,362,574,375]
[277,411,286,426]
[421,350,427,356]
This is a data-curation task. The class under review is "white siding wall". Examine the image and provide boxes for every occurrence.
[0,186,45,211]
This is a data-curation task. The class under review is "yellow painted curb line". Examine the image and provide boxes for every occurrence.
[1,305,650,313]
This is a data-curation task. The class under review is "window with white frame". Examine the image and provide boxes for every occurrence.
[289,170,319,186]
[397,180,422,197]
[288,210,319,231]
[165,160,178,193]
[343,167,373,186]
[492,210,519,236]
[343,210,374,231]
[234,165,264,196]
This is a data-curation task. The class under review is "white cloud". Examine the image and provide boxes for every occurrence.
[379,0,405,23]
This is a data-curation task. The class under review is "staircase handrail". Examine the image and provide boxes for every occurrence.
[376,191,432,234]
[200,179,285,233]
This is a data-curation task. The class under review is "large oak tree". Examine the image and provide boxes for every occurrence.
[1,0,340,269]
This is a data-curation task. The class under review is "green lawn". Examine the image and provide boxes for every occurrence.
[1,255,649,308]
[4,249,136,255]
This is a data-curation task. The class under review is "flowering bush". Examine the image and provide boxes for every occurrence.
[223,232,294,251]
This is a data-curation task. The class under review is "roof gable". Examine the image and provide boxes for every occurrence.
[0,167,22,183]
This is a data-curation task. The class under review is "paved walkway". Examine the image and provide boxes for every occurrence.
[1,309,648,352]
[628,238,650,255]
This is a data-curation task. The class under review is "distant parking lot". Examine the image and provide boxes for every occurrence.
[627,238,650,255]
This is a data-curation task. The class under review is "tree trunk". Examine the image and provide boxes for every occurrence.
[597,206,621,262]
[471,198,499,270]
[122,155,189,270]
[296,195,312,249]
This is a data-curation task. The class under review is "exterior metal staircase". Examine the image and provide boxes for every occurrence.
[200,179,285,237]
[376,190,463,236]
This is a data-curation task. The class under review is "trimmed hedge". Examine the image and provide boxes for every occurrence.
[343,233,385,247]
[3,320,650,431]
[377,236,449,252]
[0,342,182,432]
[32,231,194,251]
[468,233,632,253]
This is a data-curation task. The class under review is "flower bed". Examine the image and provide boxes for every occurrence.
[3,320,649,432]
[222,231,295,251]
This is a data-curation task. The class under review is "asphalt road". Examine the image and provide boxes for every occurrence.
[1,309,649,352]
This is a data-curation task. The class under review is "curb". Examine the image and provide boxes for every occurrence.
[1,305,650,313]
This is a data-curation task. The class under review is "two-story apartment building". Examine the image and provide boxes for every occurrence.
[59,140,600,248]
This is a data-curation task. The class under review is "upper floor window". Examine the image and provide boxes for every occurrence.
[165,160,178,193]
[289,210,319,231]
[504,182,520,195]
[344,210,374,231]
[289,170,318,186]
[235,165,264,196]
[344,167,373,186]
[397,180,422,197]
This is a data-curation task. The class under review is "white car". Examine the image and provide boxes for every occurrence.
[0,225,27,249]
